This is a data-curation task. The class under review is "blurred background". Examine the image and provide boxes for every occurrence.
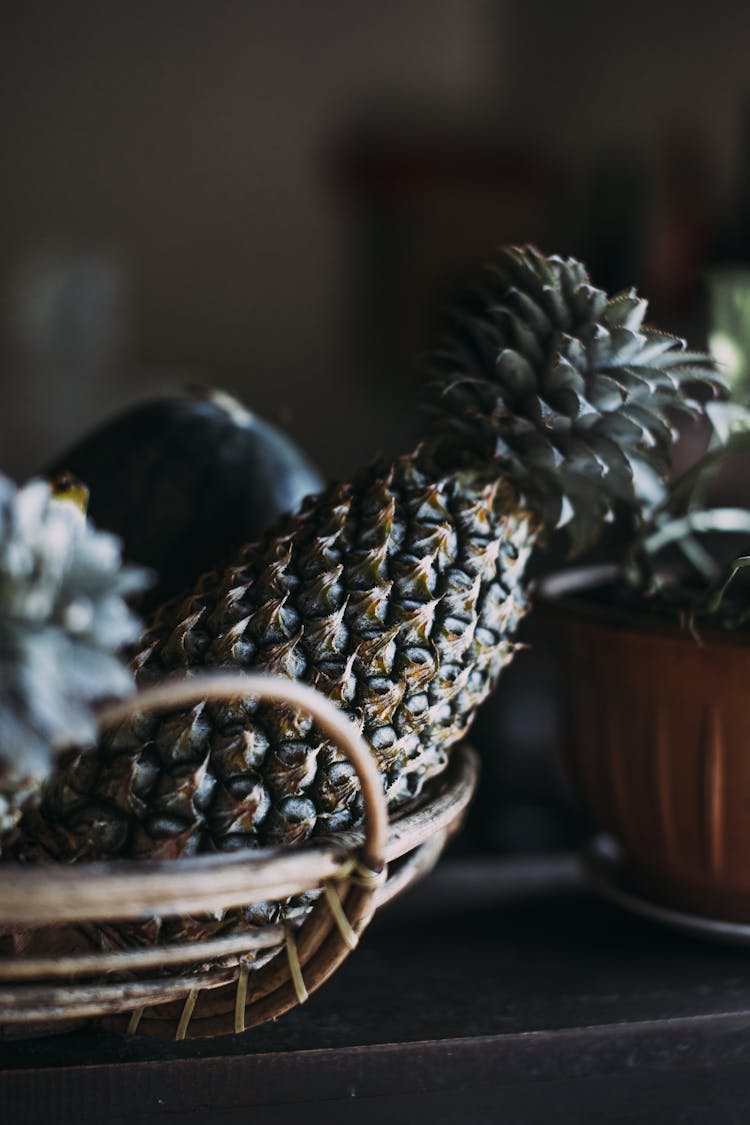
[4,0,750,853]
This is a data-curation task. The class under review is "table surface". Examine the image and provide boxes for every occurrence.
[4,855,750,1124]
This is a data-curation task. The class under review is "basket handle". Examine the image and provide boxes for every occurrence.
[97,672,389,1038]
[97,672,388,873]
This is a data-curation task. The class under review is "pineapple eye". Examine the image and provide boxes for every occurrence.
[437,662,461,684]
[325,761,358,786]
[404,693,429,716]
[69,801,128,853]
[265,795,317,844]
[368,677,395,696]
[131,750,160,798]
[369,725,397,750]
[279,796,315,820]
[475,626,497,647]
[225,775,264,800]
[442,615,471,636]
[144,813,188,837]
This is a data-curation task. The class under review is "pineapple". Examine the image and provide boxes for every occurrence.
[12,247,722,932]
[0,474,147,837]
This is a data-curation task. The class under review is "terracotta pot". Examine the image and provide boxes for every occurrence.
[538,566,750,922]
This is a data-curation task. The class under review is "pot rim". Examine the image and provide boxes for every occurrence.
[534,563,750,649]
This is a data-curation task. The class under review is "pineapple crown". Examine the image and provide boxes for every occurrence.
[0,474,149,785]
[427,245,726,551]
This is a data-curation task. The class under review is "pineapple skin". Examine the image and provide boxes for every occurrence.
[32,453,535,872]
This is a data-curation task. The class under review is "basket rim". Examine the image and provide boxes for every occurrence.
[0,747,478,1034]
[0,743,477,926]
[0,671,389,925]
[0,672,478,926]
[0,836,454,1022]
[0,674,480,1039]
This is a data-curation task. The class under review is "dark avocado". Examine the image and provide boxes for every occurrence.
[47,387,324,611]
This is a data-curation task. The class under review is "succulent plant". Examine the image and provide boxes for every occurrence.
[0,474,147,834]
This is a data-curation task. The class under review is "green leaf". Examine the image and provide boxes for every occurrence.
[706,555,750,614]
[604,290,647,332]
[642,508,750,556]
[705,400,750,445]
[496,349,537,397]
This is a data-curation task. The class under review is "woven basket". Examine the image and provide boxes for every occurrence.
[0,673,478,1040]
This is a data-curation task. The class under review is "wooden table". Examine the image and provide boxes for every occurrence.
[4,856,750,1124]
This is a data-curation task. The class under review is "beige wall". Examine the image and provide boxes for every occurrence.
[2,0,750,481]
[0,1,502,479]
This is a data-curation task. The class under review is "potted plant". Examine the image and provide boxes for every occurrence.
[539,402,750,927]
